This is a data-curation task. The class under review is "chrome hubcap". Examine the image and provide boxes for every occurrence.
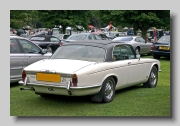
[105,80,114,99]
[150,70,157,86]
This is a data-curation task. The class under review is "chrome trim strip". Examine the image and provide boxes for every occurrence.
[25,82,102,89]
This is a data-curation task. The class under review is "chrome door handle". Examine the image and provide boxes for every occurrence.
[128,62,131,65]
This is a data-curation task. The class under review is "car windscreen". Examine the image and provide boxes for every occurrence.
[157,35,170,43]
[30,37,45,41]
[66,34,87,40]
[113,37,133,41]
[51,45,105,62]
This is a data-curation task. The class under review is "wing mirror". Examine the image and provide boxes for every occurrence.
[41,49,47,54]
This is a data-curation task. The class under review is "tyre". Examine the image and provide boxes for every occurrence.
[101,77,116,103]
[135,47,140,55]
[47,46,52,53]
[143,66,158,88]
[91,77,116,103]
[153,54,160,59]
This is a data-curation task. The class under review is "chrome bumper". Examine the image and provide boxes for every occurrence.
[19,79,102,96]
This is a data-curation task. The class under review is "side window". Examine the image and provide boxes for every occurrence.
[94,34,103,40]
[50,37,60,42]
[135,37,140,42]
[112,45,135,61]
[18,39,41,54]
[122,45,135,59]
[88,35,96,40]
[112,45,121,61]
[139,37,145,43]
[10,39,21,53]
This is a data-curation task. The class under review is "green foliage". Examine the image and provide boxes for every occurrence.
[97,10,170,38]
[10,10,40,29]
[38,10,92,33]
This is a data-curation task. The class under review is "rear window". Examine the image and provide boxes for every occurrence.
[67,34,87,40]
[51,45,105,62]
[158,35,170,43]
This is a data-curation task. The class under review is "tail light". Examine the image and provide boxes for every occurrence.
[22,70,26,82]
[59,41,62,46]
[71,74,78,87]
[151,45,155,50]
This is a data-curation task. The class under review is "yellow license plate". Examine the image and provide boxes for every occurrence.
[159,46,170,50]
[36,73,61,82]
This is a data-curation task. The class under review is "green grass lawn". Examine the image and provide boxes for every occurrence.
[10,55,170,116]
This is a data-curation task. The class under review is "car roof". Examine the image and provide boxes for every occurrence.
[10,35,28,40]
[31,35,56,38]
[61,40,135,61]
[63,40,126,48]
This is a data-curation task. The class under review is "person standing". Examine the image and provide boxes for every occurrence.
[88,23,94,32]
[47,29,52,35]
[127,27,134,35]
[152,27,159,43]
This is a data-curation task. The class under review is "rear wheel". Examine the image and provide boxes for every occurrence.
[91,77,116,103]
[143,66,158,88]
[101,77,116,103]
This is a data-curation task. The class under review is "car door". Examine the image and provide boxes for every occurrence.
[112,45,129,87]
[10,39,25,81]
[18,39,49,67]
[134,37,151,54]
[122,45,150,85]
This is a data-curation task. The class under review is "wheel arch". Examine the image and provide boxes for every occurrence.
[102,74,118,86]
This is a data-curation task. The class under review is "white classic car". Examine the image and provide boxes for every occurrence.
[19,40,161,103]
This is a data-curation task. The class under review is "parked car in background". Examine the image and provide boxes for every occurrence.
[19,40,161,103]
[29,35,61,53]
[107,32,126,40]
[53,34,71,45]
[53,34,71,40]
[64,33,104,42]
[112,36,152,55]
[150,35,170,59]
[93,32,110,40]
[10,36,52,83]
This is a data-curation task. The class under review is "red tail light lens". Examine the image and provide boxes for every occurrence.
[72,74,78,87]
[59,41,62,46]
[22,70,26,82]
[151,46,155,50]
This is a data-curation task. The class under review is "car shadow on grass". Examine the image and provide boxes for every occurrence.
[35,85,144,104]
[10,82,20,87]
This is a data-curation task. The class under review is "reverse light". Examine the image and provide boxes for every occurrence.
[22,70,26,82]
[72,74,78,87]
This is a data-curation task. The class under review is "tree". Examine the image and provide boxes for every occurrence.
[38,10,92,34]
[10,10,41,29]
[98,10,170,39]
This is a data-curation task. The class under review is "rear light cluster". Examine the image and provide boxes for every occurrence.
[22,70,26,82]
[59,41,62,46]
[151,45,156,50]
[71,74,78,87]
